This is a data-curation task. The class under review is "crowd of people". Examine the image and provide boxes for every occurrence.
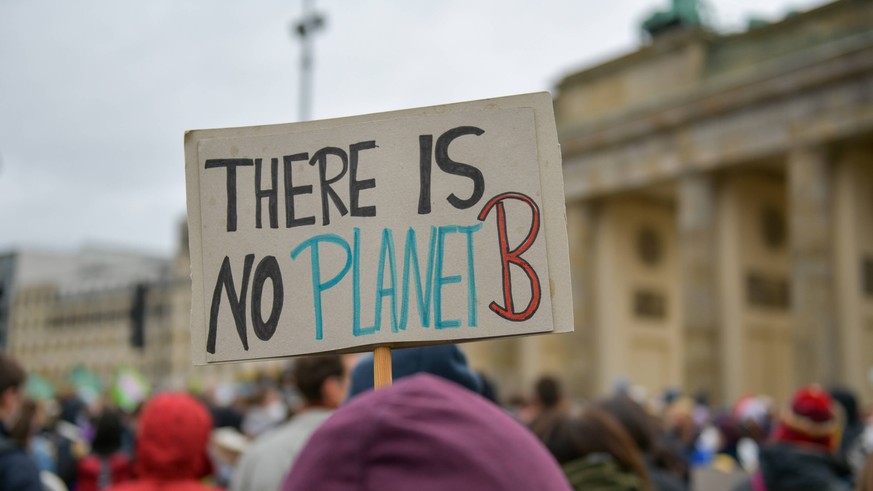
[3,347,873,491]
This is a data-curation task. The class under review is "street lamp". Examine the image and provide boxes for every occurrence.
[293,0,325,122]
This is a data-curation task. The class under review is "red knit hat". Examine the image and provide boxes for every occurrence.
[773,385,839,451]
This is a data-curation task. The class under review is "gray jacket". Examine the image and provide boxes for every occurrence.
[231,409,333,491]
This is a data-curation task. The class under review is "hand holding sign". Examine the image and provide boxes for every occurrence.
[185,92,573,365]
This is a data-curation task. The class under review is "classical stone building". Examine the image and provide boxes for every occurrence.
[2,247,176,386]
[2,225,279,393]
[4,0,871,407]
[466,0,873,406]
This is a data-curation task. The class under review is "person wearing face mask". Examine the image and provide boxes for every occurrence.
[0,353,43,491]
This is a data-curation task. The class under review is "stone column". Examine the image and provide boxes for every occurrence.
[678,172,722,402]
[833,147,867,396]
[563,201,598,399]
[789,145,838,386]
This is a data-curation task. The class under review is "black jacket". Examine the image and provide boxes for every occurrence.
[645,458,687,491]
[732,442,851,491]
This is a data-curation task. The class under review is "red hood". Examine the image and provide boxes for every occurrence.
[134,393,213,480]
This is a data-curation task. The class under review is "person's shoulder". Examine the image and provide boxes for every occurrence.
[234,419,300,473]
[233,410,334,491]
[0,446,38,468]
[288,409,333,430]
[243,421,297,456]
[0,449,43,491]
[251,410,332,451]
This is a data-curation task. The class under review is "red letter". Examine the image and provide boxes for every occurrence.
[477,192,541,321]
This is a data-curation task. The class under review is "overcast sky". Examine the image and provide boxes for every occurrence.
[0,0,829,257]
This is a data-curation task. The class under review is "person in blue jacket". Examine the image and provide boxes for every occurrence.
[0,353,43,491]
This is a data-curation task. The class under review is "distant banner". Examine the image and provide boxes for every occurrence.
[111,366,150,411]
[185,92,573,365]
[68,365,102,404]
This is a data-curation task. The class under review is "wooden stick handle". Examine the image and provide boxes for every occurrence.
[373,346,393,390]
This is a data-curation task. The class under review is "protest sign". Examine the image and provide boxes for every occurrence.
[185,92,572,365]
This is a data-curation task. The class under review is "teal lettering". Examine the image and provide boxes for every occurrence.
[361,228,398,334]
[290,234,351,340]
[400,226,436,329]
[434,226,461,329]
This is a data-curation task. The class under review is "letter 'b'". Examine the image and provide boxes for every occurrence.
[477,192,541,322]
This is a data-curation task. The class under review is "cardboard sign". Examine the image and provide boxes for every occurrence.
[185,92,572,365]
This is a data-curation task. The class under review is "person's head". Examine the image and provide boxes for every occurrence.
[0,353,26,424]
[346,345,482,400]
[544,405,652,491]
[293,354,348,408]
[282,374,572,491]
[534,376,564,410]
[528,376,570,443]
[774,384,841,452]
[664,397,697,445]
[90,407,125,456]
[732,394,771,442]
[598,394,657,454]
[134,392,213,480]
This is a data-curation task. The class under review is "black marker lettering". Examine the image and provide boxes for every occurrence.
[204,159,254,232]
[207,254,255,353]
[254,158,279,229]
[349,141,377,217]
[435,126,485,210]
[417,135,433,215]
[251,256,283,341]
[283,153,316,228]
[310,147,349,226]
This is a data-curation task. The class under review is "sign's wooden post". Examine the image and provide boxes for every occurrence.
[373,346,392,389]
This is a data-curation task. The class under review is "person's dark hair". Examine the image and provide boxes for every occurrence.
[545,405,652,490]
[91,408,125,456]
[829,386,859,426]
[599,394,657,453]
[9,397,38,448]
[294,355,345,404]
[535,375,563,409]
[0,353,25,395]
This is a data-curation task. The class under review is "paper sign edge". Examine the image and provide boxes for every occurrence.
[531,94,575,334]
[184,131,209,366]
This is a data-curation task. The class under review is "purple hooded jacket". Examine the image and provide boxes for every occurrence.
[281,373,572,491]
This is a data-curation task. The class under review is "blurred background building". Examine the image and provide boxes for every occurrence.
[1,0,871,405]
[0,223,276,393]
[467,0,873,406]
